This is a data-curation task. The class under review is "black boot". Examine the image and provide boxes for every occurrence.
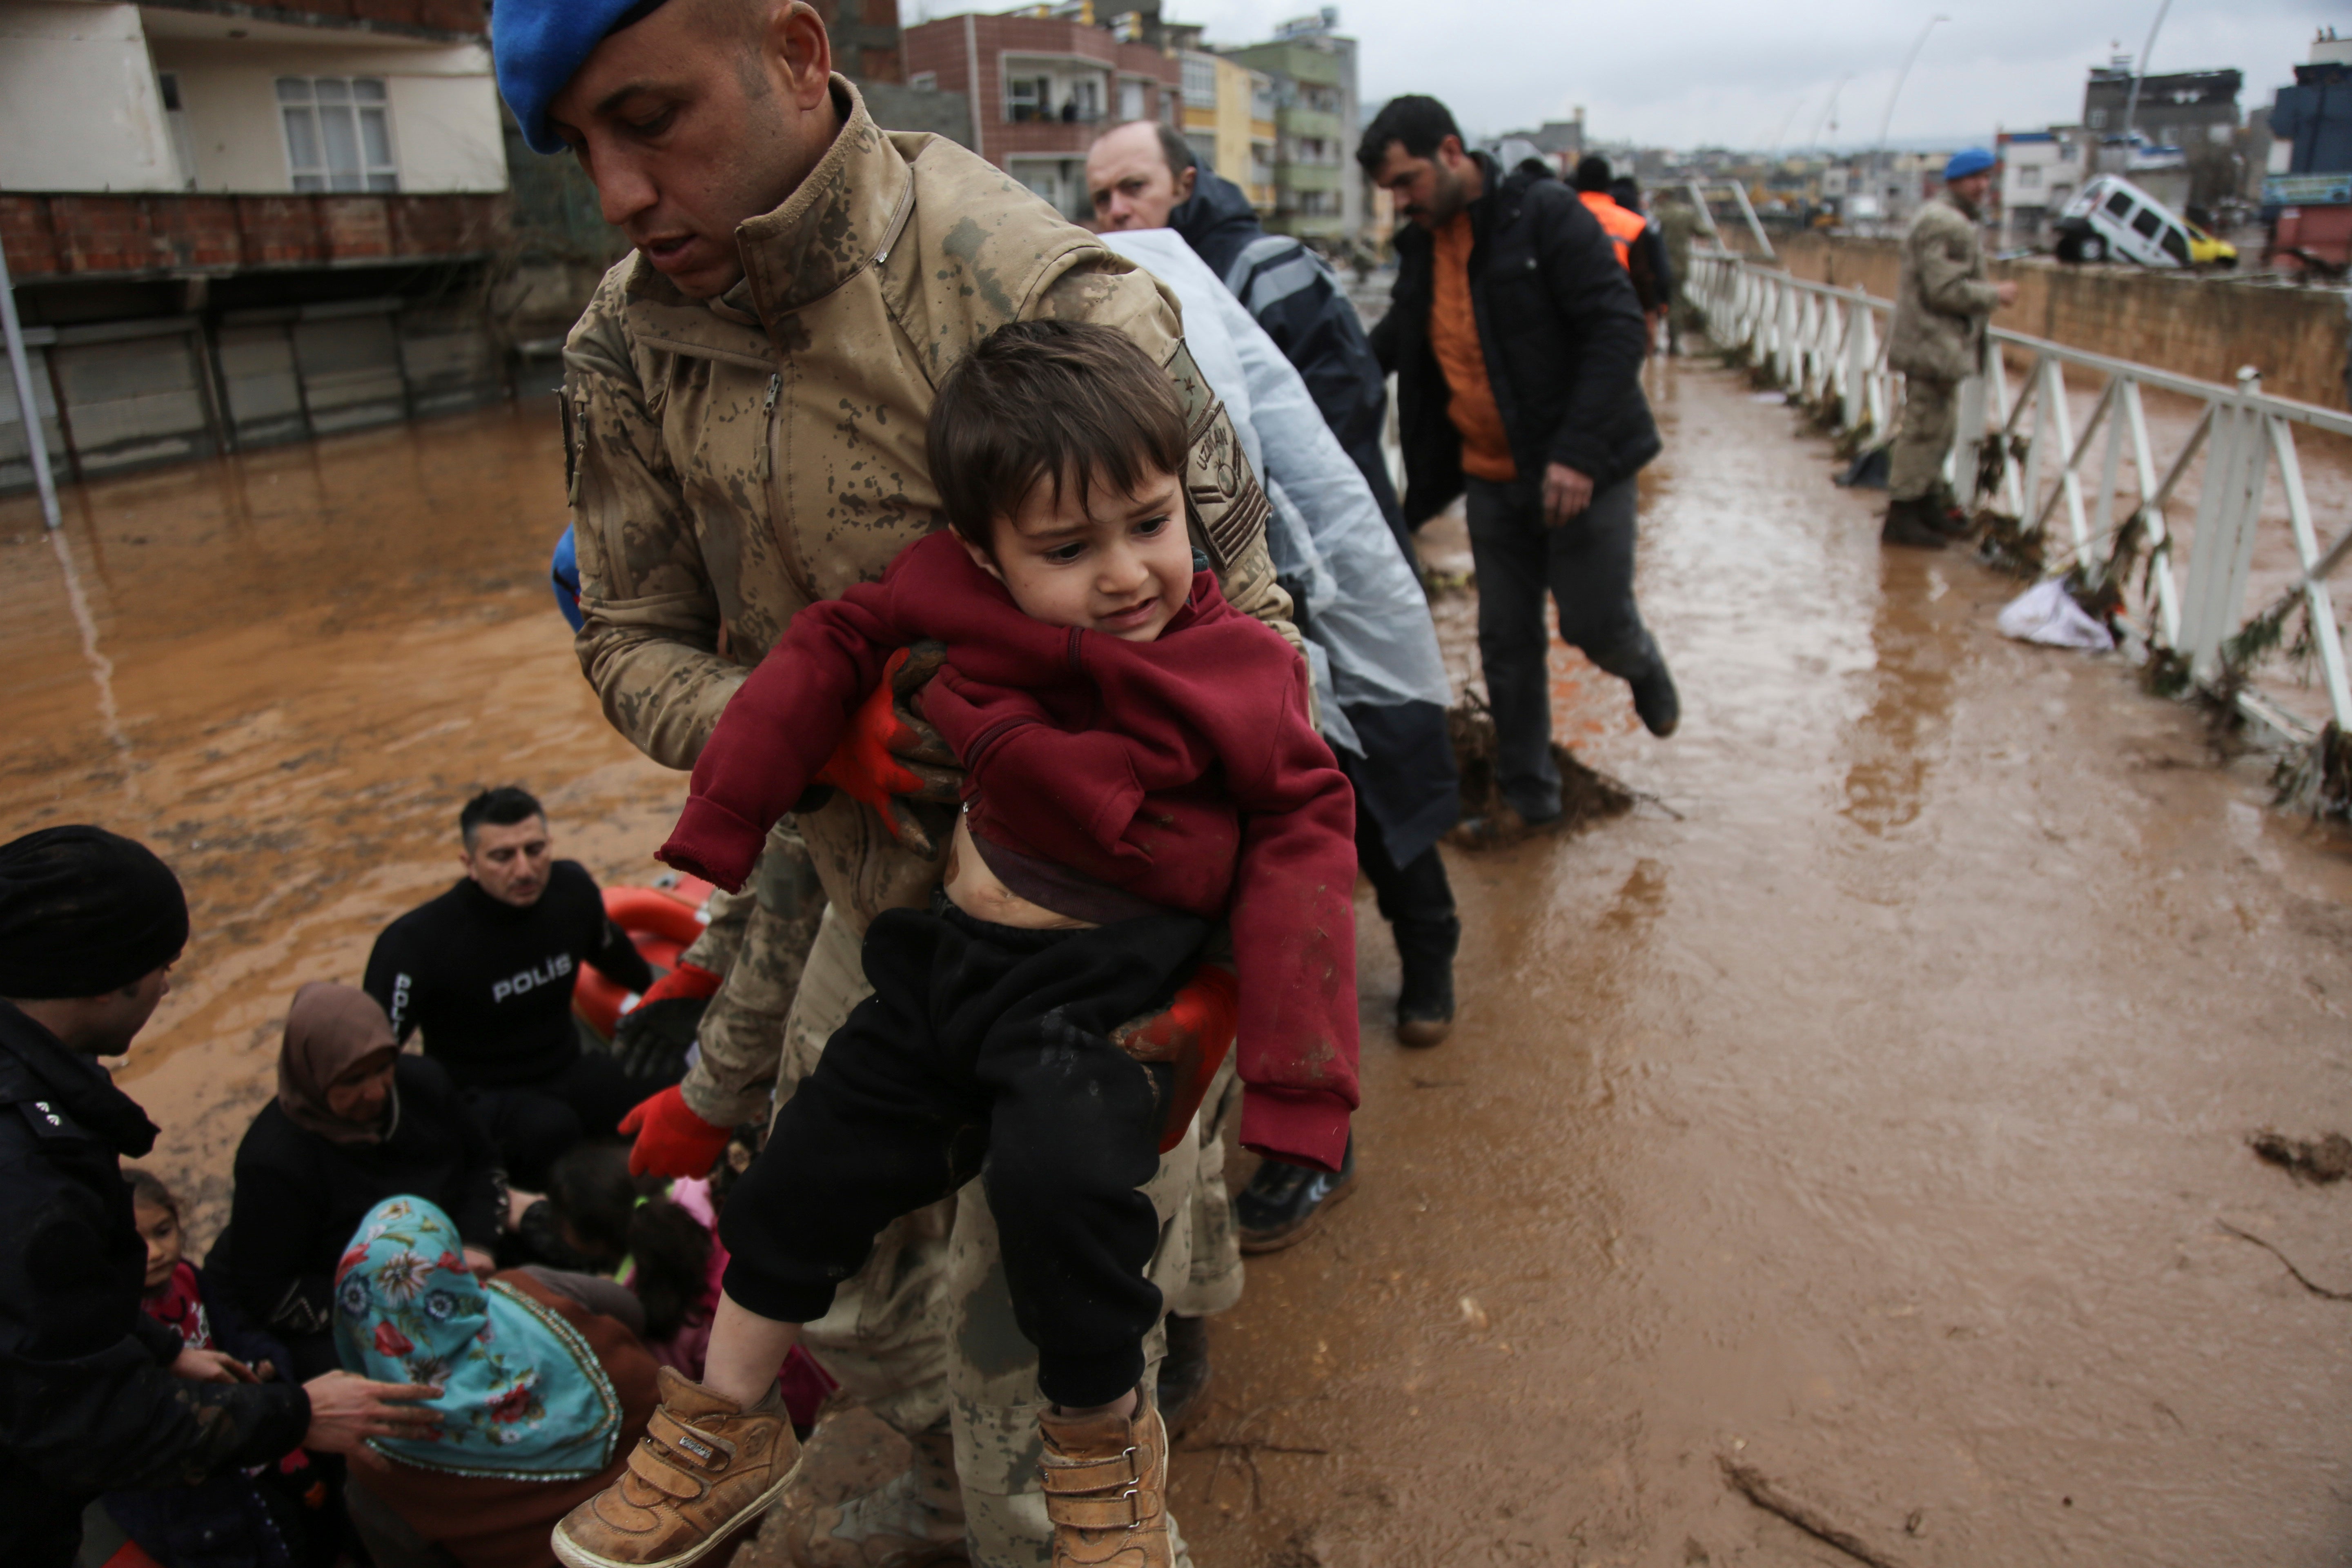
[1881,496,1948,550]
[1156,1314,1212,1439]
[1630,659,1681,737]
[1392,915,1459,1047]
[1236,1137,1358,1254]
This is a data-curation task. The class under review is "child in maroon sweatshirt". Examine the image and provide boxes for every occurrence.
[554,321,1356,1568]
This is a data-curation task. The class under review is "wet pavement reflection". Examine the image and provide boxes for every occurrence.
[7,361,2352,1564]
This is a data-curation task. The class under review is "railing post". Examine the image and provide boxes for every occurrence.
[2017,354,2051,527]
[2043,358,2089,555]
[1954,365,1986,507]
[1834,301,1853,432]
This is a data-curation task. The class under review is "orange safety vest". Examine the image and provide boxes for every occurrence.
[1579,190,1646,271]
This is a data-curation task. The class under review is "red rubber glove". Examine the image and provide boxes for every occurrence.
[618,1085,733,1180]
[639,960,721,1006]
[812,643,961,855]
[1110,965,1241,1153]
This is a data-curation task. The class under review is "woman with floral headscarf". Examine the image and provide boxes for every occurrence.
[332,1196,659,1568]
[219,984,506,1378]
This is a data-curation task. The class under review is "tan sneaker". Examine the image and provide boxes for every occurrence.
[781,1423,967,1566]
[1037,1389,1170,1568]
[552,1366,802,1568]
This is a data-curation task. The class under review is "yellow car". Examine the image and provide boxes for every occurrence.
[2185,219,2238,267]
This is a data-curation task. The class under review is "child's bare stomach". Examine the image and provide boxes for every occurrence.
[942,815,1097,931]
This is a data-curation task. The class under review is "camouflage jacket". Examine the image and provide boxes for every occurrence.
[1889,192,2000,384]
[564,78,1294,932]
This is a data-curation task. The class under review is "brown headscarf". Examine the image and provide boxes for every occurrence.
[277,982,400,1145]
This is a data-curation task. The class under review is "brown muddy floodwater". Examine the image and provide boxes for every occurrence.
[0,398,680,1229]
[10,365,2352,1566]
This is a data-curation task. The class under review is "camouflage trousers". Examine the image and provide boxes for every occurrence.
[700,867,1243,1567]
[1890,374,1960,503]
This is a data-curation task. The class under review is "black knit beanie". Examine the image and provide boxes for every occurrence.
[0,826,189,999]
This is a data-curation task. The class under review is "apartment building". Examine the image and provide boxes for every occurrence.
[903,4,1179,222]
[1172,36,1274,212]
[1,0,512,490]
[1222,13,1361,242]
[1993,128,2089,247]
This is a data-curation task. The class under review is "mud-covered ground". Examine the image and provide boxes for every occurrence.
[8,361,2352,1566]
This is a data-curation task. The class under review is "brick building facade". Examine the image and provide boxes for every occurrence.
[903,9,1180,221]
[0,0,512,488]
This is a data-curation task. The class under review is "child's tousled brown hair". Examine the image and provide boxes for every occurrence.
[926,319,1189,550]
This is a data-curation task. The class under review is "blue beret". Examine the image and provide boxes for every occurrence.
[495,0,668,154]
[1944,147,1997,182]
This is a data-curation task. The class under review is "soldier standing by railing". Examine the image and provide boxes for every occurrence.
[1884,148,2020,550]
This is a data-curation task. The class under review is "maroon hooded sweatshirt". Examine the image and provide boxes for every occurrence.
[661,530,1358,1171]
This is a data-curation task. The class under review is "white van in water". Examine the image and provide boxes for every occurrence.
[2053,175,2238,267]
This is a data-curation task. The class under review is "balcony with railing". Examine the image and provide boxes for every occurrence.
[2,191,509,281]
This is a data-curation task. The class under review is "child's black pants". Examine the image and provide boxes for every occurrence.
[718,897,1208,1408]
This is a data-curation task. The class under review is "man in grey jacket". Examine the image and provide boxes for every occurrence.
[1884,147,2019,549]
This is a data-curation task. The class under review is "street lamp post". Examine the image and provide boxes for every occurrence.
[2119,0,2175,143]
[1873,13,1949,232]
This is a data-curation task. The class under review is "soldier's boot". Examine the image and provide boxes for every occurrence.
[1880,497,1949,551]
[552,1367,800,1568]
[782,1422,967,1567]
[1038,1389,1172,1568]
[1155,1316,1213,1440]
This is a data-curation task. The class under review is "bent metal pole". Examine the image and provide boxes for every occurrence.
[0,238,62,531]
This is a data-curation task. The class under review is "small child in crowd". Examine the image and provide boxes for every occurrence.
[102,1171,330,1568]
[552,320,1361,1568]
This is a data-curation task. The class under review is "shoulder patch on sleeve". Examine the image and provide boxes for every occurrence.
[1171,343,1271,571]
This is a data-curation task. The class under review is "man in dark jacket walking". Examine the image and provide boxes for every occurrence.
[0,825,439,1568]
[1361,96,1680,834]
[1088,118,1411,562]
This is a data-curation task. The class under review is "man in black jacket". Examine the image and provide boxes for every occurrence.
[364,786,659,1189]
[0,825,439,1568]
[1361,96,1681,834]
[1088,118,1412,562]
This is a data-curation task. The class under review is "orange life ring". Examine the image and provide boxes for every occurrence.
[574,883,711,1040]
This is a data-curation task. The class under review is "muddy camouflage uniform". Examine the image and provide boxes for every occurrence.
[1656,202,1700,351]
[564,78,1291,1566]
[1887,191,2000,504]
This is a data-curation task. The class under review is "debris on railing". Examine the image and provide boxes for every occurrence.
[1688,247,2352,798]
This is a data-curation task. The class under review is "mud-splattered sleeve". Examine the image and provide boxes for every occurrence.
[564,292,748,771]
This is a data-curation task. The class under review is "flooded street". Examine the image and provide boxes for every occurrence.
[9,361,2352,1564]
[0,400,680,1227]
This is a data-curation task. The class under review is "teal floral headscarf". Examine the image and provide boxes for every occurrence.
[334,1196,623,1481]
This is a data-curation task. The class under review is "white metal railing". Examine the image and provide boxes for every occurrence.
[1686,247,2352,753]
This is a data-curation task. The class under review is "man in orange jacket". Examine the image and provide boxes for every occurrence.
[1574,155,1666,348]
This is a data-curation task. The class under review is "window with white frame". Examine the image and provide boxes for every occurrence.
[2018,164,2041,188]
[1182,56,1216,110]
[278,77,398,192]
[1119,78,1145,122]
[1007,74,1050,122]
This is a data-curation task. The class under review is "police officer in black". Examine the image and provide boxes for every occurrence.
[0,825,440,1568]
[363,787,660,1189]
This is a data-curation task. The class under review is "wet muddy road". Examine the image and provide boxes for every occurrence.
[9,363,2352,1565]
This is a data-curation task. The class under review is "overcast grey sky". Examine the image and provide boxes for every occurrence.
[1157,0,2333,151]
